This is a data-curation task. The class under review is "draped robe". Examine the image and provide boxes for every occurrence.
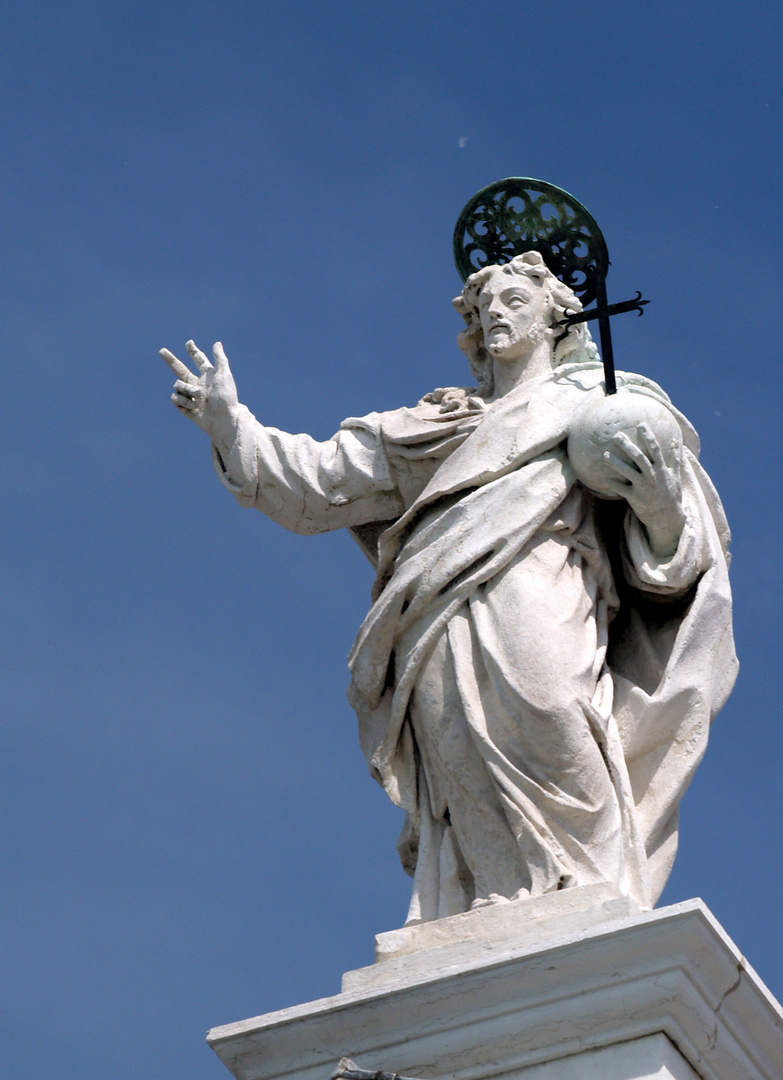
[213,361,737,921]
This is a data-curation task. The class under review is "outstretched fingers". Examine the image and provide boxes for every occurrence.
[186,339,213,373]
[212,341,229,367]
[160,348,197,383]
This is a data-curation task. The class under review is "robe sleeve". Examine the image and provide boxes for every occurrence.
[210,405,405,535]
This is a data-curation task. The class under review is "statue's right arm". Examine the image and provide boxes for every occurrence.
[161,341,405,535]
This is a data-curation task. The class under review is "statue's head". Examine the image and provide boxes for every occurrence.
[452,251,598,397]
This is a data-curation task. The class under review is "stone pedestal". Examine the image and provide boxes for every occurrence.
[207,888,783,1080]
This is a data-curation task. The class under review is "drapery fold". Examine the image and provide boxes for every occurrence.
[214,360,737,915]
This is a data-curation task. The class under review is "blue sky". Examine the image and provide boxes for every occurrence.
[1,2,781,1077]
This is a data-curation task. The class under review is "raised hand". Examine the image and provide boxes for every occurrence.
[160,340,239,439]
[599,421,686,558]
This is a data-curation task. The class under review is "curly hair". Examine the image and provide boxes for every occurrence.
[452,251,599,398]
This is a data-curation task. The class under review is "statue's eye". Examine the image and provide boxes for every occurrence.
[507,294,527,307]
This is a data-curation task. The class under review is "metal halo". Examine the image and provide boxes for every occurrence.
[453,178,609,308]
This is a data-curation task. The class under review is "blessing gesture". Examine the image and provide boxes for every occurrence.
[160,340,240,439]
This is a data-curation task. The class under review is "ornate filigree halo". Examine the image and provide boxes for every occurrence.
[453,178,609,308]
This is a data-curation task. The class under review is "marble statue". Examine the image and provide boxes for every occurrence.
[161,251,736,924]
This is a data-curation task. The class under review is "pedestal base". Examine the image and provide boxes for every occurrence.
[208,892,783,1080]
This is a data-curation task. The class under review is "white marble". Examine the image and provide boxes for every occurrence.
[335,1038,700,1080]
[207,900,783,1080]
[161,251,737,920]
[374,880,631,961]
[344,882,640,993]
[568,391,683,503]
[509,1034,702,1079]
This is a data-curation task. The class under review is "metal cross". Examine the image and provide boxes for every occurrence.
[453,178,649,395]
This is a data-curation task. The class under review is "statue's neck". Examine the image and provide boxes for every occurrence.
[487,341,554,402]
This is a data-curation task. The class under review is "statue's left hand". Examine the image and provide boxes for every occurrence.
[160,340,240,440]
[599,421,686,558]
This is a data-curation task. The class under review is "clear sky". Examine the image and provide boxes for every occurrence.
[1,2,781,1077]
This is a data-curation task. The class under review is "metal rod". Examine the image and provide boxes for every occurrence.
[594,275,617,395]
[559,292,648,327]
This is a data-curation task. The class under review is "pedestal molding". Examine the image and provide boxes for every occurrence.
[208,900,783,1080]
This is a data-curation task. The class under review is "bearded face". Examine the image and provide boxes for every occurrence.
[475,269,553,364]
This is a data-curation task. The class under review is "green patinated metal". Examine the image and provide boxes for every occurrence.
[453,178,649,395]
[453,177,609,309]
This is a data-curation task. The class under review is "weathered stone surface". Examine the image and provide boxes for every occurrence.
[345,882,640,993]
[207,900,783,1080]
[162,251,737,919]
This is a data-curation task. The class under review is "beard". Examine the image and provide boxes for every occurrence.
[486,320,547,360]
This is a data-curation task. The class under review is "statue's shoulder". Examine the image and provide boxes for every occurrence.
[554,361,669,398]
[554,363,700,455]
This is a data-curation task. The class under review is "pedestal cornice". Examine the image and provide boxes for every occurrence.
[208,899,783,1080]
